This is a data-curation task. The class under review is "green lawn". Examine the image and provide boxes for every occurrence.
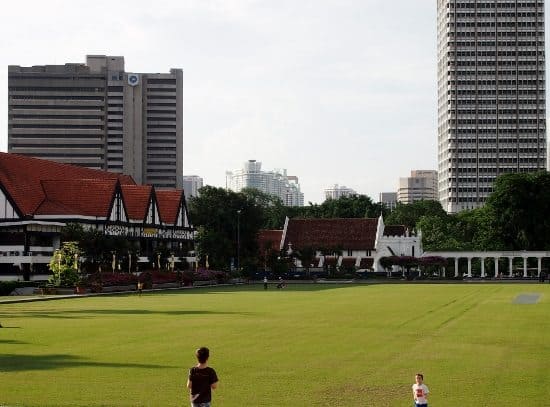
[1,284,549,406]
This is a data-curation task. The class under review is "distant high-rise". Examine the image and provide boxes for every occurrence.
[8,55,183,189]
[398,170,438,204]
[226,160,304,206]
[437,0,546,212]
[324,184,357,200]
[182,175,204,198]
[379,192,398,211]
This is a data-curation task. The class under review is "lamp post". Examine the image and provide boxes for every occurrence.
[237,209,241,272]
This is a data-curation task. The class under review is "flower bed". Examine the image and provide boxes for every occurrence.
[139,271,179,284]
[185,269,228,283]
[84,270,228,290]
[88,272,138,287]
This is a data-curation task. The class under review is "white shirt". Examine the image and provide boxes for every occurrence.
[412,383,429,404]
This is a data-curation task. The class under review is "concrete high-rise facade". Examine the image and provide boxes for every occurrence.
[379,192,398,211]
[437,1,546,212]
[226,160,304,206]
[397,170,439,204]
[8,55,183,189]
[324,184,357,200]
[182,175,204,198]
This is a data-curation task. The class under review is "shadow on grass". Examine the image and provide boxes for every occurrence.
[160,283,364,295]
[0,339,27,345]
[0,353,176,372]
[0,309,257,319]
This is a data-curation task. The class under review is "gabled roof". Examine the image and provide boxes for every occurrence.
[283,218,379,250]
[0,152,135,216]
[120,184,153,221]
[156,190,184,225]
[35,179,117,217]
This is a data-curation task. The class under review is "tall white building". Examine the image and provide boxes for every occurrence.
[437,0,546,212]
[182,175,203,198]
[324,184,357,200]
[397,170,438,204]
[226,160,304,206]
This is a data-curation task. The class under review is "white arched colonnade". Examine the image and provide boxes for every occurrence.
[422,251,550,278]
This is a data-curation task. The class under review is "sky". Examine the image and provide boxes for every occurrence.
[1,0,538,204]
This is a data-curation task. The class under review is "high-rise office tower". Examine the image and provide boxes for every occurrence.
[182,175,204,198]
[437,1,546,212]
[397,170,438,204]
[379,192,398,211]
[8,55,183,189]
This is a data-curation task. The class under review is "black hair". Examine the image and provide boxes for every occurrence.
[196,347,210,363]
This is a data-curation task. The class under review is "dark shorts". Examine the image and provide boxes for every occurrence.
[192,403,211,407]
[414,403,427,407]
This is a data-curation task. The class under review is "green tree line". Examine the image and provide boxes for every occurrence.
[188,172,550,273]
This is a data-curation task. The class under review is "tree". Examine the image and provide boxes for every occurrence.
[485,171,550,250]
[292,246,317,278]
[454,207,502,251]
[385,200,446,231]
[61,223,134,273]
[189,186,266,271]
[317,195,381,219]
[49,241,82,287]
[379,255,419,278]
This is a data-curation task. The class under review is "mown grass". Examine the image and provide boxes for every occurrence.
[1,283,549,406]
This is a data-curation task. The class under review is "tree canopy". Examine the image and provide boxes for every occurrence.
[485,171,550,250]
[187,171,550,273]
[385,200,447,232]
[418,171,550,251]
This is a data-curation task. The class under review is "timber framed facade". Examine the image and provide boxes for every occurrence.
[0,153,194,280]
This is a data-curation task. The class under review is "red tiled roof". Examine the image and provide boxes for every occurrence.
[36,179,117,217]
[0,153,135,216]
[257,230,283,253]
[121,185,153,221]
[383,225,406,237]
[156,190,183,225]
[284,218,378,250]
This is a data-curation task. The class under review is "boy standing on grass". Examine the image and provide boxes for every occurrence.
[187,347,218,407]
[412,373,429,407]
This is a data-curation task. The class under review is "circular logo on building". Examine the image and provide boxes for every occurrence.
[128,74,139,86]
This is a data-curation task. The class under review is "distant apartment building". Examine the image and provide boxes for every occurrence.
[437,0,546,212]
[226,160,304,206]
[397,170,438,204]
[8,55,183,189]
[379,192,398,211]
[182,175,203,198]
[324,184,357,200]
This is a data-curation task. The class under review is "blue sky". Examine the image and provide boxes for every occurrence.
[1,1,541,204]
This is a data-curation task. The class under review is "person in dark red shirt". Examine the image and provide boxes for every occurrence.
[187,347,219,407]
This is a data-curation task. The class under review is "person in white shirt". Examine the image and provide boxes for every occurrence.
[412,373,429,407]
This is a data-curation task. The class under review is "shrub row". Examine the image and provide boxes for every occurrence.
[0,281,40,296]
[85,270,228,288]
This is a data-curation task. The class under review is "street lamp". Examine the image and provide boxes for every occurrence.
[237,209,241,272]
